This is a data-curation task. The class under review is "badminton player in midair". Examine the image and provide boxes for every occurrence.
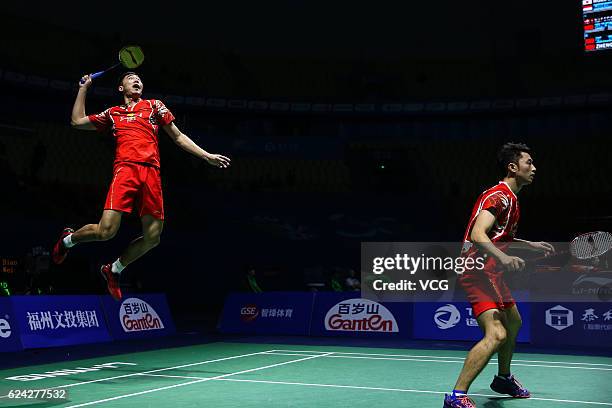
[443,143,554,408]
[52,72,231,300]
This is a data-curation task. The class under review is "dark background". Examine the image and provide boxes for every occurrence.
[1,1,610,326]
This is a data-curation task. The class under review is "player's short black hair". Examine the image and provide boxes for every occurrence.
[497,142,532,175]
[117,71,140,87]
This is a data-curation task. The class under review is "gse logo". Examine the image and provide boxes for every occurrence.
[240,304,259,323]
[0,318,12,338]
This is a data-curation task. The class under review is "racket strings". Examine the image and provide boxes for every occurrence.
[571,232,612,259]
[119,46,144,69]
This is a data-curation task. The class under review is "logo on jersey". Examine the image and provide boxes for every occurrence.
[498,193,509,209]
[119,113,143,123]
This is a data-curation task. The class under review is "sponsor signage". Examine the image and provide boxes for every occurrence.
[10,296,111,349]
[545,305,574,331]
[219,292,314,335]
[532,303,612,347]
[101,294,175,340]
[324,298,398,332]
[0,298,23,352]
[413,301,531,342]
[310,292,412,338]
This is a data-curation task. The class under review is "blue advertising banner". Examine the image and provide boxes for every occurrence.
[219,292,314,335]
[309,292,413,339]
[0,297,23,352]
[100,294,175,340]
[413,301,531,343]
[531,303,612,348]
[10,295,111,349]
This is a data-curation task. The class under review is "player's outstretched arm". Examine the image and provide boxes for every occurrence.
[471,210,525,272]
[71,74,96,130]
[162,123,231,168]
[513,238,555,256]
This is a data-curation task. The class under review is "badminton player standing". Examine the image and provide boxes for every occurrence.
[52,72,230,300]
[443,143,554,408]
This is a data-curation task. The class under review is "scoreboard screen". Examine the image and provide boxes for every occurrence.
[583,0,612,51]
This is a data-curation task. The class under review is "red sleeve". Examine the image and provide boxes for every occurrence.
[481,192,508,218]
[87,108,113,132]
[153,100,175,126]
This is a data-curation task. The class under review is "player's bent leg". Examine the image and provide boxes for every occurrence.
[451,309,507,393]
[444,308,508,407]
[72,210,123,243]
[52,210,122,264]
[119,215,164,267]
[497,304,522,375]
[490,305,530,398]
[100,215,162,302]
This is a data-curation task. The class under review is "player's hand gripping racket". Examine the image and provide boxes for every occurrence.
[80,45,145,85]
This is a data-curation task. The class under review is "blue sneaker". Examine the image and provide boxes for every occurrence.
[490,375,530,398]
[443,394,477,408]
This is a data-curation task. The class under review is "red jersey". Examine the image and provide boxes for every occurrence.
[459,181,521,314]
[462,181,520,256]
[88,99,175,168]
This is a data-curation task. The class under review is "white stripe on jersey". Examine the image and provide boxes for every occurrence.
[465,186,515,242]
[491,196,513,241]
[108,109,116,129]
[109,167,123,209]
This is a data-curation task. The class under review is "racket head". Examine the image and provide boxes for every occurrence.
[570,231,612,259]
[118,45,144,69]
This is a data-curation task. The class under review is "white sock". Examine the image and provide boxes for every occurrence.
[63,234,75,248]
[111,259,125,274]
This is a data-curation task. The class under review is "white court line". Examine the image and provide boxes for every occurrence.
[0,350,270,398]
[215,378,612,406]
[268,349,612,367]
[141,373,206,381]
[266,352,612,371]
[264,352,612,371]
[138,374,612,406]
[64,352,334,408]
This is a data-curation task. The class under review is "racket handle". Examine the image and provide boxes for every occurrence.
[525,250,569,266]
[79,70,105,85]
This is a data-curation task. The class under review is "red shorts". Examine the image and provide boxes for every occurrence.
[458,267,515,317]
[104,162,164,220]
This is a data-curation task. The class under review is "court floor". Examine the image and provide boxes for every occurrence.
[1,342,611,407]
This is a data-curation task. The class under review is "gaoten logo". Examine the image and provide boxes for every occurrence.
[434,304,461,330]
[240,304,259,323]
[324,298,398,332]
[119,298,164,332]
[545,305,574,331]
[0,318,11,339]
